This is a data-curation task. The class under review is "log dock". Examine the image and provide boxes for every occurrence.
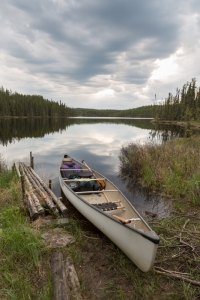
[14,152,68,220]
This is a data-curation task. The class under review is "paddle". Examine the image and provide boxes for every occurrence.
[82,160,106,189]
[82,160,109,202]
[113,215,141,224]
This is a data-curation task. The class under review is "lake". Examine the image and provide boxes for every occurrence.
[0,117,184,217]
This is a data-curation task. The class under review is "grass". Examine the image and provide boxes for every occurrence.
[0,157,51,300]
[62,211,200,300]
[119,136,200,206]
[1,147,200,299]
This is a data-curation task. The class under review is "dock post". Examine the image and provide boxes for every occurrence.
[49,179,52,190]
[30,152,34,169]
[20,174,25,199]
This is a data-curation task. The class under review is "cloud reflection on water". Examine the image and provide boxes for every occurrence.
[0,118,163,214]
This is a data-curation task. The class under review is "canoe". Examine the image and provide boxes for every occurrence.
[59,154,159,272]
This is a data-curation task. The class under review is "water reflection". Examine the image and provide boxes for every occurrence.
[0,117,189,216]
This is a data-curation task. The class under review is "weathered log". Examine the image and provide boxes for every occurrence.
[14,162,21,177]
[32,193,45,216]
[21,174,26,200]
[26,193,39,220]
[23,172,45,216]
[29,191,45,216]
[20,163,58,214]
[51,252,70,300]
[28,166,68,216]
[65,256,83,300]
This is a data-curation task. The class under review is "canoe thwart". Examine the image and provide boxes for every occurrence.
[76,190,118,194]
[113,215,141,224]
[63,178,105,182]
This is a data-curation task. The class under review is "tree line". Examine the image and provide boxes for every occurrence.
[156,78,200,121]
[0,87,75,117]
[74,105,155,118]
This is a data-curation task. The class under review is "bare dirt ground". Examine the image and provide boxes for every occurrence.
[53,198,200,300]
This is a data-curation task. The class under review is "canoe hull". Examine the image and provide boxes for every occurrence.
[59,175,158,272]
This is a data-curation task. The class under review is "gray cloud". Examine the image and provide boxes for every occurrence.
[0,0,200,109]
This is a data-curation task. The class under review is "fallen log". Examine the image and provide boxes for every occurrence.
[14,162,21,177]
[28,166,68,216]
[23,173,45,216]
[65,256,83,300]
[20,163,58,214]
[51,252,70,300]
[26,193,39,220]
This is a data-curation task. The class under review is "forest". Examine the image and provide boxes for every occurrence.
[1,78,199,120]
[0,87,75,117]
[73,105,155,117]
[156,78,200,121]
[0,86,156,118]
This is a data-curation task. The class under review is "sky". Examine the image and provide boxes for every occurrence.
[1,0,200,110]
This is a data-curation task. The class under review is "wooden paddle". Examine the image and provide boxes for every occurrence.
[113,215,141,224]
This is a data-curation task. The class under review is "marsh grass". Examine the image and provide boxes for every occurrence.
[119,136,200,205]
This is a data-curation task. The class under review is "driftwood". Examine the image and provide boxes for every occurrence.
[65,256,83,300]
[155,267,200,286]
[51,252,83,300]
[28,166,68,217]
[51,252,70,300]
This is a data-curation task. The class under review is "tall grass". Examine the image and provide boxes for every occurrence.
[119,136,200,205]
[0,154,51,299]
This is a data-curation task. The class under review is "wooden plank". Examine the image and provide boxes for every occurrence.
[65,256,83,300]
[51,252,70,300]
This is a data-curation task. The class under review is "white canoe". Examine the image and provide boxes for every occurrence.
[59,154,159,272]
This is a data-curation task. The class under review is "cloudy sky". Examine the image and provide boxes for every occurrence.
[1,0,200,109]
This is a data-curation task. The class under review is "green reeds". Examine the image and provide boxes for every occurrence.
[119,137,200,205]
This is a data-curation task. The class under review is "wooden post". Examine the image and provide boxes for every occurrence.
[49,179,52,190]
[20,175,25,199]
[30,152,34,169]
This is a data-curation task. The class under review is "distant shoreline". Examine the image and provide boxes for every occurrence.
[151,119,200,130]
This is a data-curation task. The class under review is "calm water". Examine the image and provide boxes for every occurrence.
[0,117,185,217]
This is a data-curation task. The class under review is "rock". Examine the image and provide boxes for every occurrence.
[41,230,75,248]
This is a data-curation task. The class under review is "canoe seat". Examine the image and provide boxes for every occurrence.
[92,202,118,211]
